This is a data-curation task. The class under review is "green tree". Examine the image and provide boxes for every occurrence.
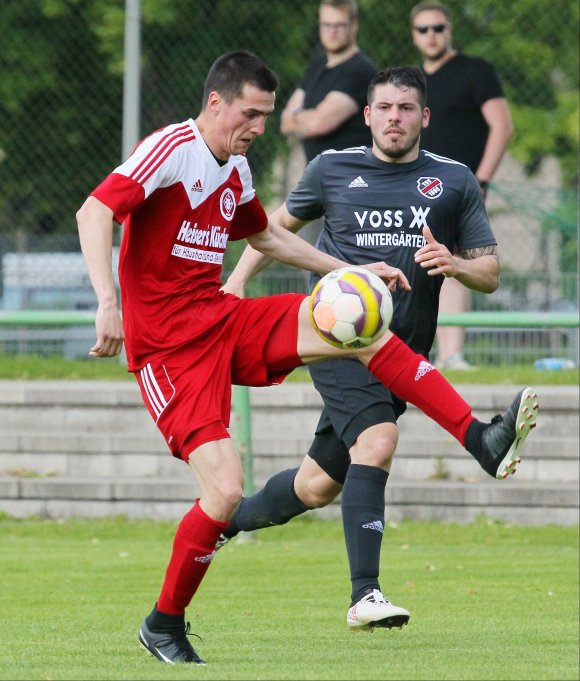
[0,0,577,244]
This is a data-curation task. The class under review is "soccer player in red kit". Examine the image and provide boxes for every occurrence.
[76,51,537,665]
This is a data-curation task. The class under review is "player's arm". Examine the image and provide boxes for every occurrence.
[223,203,306,297]
[415,226,499,293]
[453,244,500,292]
[287,90,359,140]
[244,215,406,291]
[475,97,514,187]
[76,196,124,357]
[246,215,348,276]
[280,89,306,136]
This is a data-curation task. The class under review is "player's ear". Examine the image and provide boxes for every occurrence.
[208,91,222,114]
[422,106,430,129]
[364,105,371,127]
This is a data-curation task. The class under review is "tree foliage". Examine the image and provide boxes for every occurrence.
[0,0,577,240]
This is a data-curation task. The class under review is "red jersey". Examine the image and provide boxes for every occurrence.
[91,119,268,370]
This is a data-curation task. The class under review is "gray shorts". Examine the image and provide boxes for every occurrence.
[307,358,407,484]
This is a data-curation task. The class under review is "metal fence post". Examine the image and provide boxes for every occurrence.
[122,0,141,162]
[232,385,254,497]
[232,384,255,542]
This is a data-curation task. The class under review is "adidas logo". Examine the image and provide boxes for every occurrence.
[348,176,368,188]
[191,179,203,192]
[362,520,384,533]
[415,360,435,381]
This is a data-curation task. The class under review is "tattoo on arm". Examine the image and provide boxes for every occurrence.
[459,245,499,260]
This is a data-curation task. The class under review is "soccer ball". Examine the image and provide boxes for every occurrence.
[309,266,393,349]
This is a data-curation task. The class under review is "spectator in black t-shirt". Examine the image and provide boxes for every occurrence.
[410,0,514,370]
[279,0,376,246]
[280,0,376,163]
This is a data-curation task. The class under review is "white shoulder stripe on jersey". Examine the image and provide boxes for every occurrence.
[132,129,195,184]
[422,150,466,167]
[131,123,191,170]
[321,146,367,155]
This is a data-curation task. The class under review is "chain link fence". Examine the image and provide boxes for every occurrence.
[0,0,578,362]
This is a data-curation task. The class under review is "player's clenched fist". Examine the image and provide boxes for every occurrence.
[90,304,124,357]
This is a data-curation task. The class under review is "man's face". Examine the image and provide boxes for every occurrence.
[364,82,429,162]
[411,9,452,61]
[212,83,275,158]
[318,5,358,55]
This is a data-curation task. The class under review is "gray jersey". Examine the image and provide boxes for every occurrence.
[286,147,496,356]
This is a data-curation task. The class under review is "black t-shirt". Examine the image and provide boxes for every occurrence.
[286,147,496,356]
[299,51,376,161]
[420,53,504,172]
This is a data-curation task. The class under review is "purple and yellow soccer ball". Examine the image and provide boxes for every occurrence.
[309,266,393,349]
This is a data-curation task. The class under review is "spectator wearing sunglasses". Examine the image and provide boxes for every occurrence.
[410,1,514,371]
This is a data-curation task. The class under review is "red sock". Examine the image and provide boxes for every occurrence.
[156,501,228,616]
[368,334,475,445]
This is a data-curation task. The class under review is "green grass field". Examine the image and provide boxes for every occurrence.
[0,515,578,681]
[0,350,578,385]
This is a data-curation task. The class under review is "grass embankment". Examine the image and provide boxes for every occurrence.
[0,351,577,384]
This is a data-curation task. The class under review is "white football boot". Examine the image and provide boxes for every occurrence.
[347,589,410,631]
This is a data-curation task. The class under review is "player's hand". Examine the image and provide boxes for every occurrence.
[414,226,457,277]
[361,262,411,292]
[89,303,124,357]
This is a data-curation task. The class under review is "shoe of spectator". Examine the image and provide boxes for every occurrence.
[436,352,474,370]
[347,589,410,631]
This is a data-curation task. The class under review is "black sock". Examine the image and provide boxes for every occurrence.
[464,419,487,463]
[223,467,311,538]
[341,464,389,606]
[146,604,184,631]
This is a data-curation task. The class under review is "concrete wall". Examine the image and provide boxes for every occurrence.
[0,380,578,525]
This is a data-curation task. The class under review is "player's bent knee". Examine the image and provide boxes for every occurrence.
[350,425,399,468]
[222,484,244,511]
[205,481,243,518]
[298,479,342,508]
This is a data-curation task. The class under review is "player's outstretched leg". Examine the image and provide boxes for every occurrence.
[216,468,311,548]
[473,387,539,479]
[347,589,410,632]
[138,607,206,665]
[364,336,539,479]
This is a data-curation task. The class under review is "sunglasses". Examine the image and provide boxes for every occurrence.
[414,23,448,34]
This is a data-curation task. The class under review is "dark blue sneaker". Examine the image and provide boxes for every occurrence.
[138,617,205,665]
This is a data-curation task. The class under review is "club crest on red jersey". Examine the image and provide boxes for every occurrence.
[220,188,236,221]
[417,176,443,200]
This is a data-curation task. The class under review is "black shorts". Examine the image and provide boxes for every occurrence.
[307,358,407,484]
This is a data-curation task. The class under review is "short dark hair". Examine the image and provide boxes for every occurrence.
[320,0,359,20]
[410,1,452,27]
[367,66,427,109]
[202,51,279,108]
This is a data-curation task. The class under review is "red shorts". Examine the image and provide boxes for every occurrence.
[134,293,306,461]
